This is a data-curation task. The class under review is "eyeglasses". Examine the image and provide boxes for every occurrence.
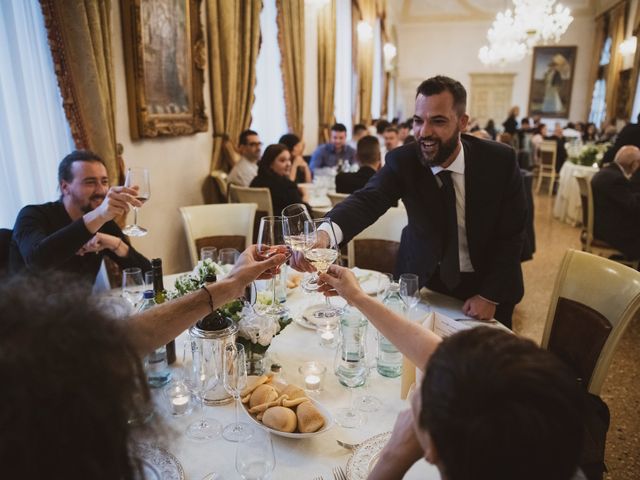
[247,142,262,147]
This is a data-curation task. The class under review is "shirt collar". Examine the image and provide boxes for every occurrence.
[430,141,465,175]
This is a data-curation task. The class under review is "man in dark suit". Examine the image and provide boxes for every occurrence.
[335,135,380,194]
[601,115,640,164]
[295,76,526,327]
[591,145,640,260]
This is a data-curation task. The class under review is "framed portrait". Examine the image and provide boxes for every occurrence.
[527,46,577,119]
[121,0,208,139]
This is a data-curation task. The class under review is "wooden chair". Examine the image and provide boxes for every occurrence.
[535,140,557,195]
[541,249,640,394]
[346,207,408,273]
[327,192,349,206]
[210,170,229,202]
[179,203,257,268]
[574,175,638,269]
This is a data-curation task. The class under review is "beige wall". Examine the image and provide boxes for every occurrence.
[111,1,213,275]
[396,16,596,125]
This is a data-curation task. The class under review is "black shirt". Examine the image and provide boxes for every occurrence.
[250,172,309,216]
[9,201,151,281]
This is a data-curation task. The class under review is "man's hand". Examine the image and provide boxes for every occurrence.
[462,295,496,321]
[224,245,286,298]
[77,233,128,257]
[288,229,331,272]
[317,264,365,303]
[368,409,425,480]
[83,186,141,233]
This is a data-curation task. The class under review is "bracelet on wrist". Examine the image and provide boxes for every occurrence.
[201,285,215,312]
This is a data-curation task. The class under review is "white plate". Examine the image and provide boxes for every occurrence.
[352,268,389,296]
[242,395,334,439]
[134,443,185,480]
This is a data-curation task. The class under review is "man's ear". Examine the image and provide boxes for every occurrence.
[60,181,70,197]
[423,431,440,465]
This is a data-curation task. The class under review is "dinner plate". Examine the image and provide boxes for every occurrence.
[352,268,389,296]
[134,443,185,480]
[242,395,334,438]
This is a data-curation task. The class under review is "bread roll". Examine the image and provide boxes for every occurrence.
[249,384,278,408]
[282,384,306,401]
[296,401,325,433]
[262,406,297,433]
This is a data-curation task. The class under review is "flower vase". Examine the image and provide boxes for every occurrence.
[246,349,267,376]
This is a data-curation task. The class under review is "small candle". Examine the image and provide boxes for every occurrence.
[171,394,190,415]
[305,374,321,390]
[165,382,192,416]
[298,361,327,392]
[320,331,334,341]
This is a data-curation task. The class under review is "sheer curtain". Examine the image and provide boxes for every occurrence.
[334,0,352,135]
[0,0,74,228]
[250,0,288,146]
[370,18,382,120]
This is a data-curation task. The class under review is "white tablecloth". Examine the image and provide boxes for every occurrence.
[553,162,599,226]
[145,273,463,479]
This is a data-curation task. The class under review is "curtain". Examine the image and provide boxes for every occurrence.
[317,0,336,143]
[0,0,75,228]
[628,4,640,119]
[604,1,627,121]
[334,0,352,134]
[207,0,261,172]
[380,2,389,118]
[40,0,122,185]
[276,0,305,137]
[586,15,607,117]
[353,0,376,125]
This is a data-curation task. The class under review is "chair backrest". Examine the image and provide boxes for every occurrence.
[0,228,12,273]
[347,207,408,273]
[328,192,349,206]
[574,175,594,250]
[179,203,257,268]
[541,249,640,394]
[228,184,273,217]
[539,140,557,169]
[211,170,229,201]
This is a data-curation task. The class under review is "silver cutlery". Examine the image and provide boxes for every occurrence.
[333,466,348,480]
[336,439,360,450]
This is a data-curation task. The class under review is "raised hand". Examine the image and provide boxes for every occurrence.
[317,264,365,303]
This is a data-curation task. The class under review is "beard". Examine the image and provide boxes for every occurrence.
[418,129,460,167]
[78,194,105,214]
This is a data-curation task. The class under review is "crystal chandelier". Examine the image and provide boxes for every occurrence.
[479,0,573,66]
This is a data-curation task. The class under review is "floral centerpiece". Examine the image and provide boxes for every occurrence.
[567,142,610,167]
[169,259,292,374]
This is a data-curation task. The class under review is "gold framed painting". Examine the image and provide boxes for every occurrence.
[121,0,208,139]
[528,46,577,119]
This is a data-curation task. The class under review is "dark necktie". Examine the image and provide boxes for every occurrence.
[437,170,461,290]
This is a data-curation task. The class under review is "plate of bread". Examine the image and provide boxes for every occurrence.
[240,375,333,438]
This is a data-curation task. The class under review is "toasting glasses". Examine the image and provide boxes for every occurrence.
[122,167,150,237]
[256,216,291,316]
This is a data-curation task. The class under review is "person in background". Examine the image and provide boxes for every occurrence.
[9,150,150,282]
[0,246,285,480]
[317,265,585,480]
[583,123,598,143]
[551,122,567,172]
[309,123,356,171]
[502,106,519,135]
[398,120,412,143]
[228,129,262,186]
[531,123,548,165]
[602,114,640,164]
[563,122,582,139]
[484,119,497,140]
[335,135,381,194]
[278,133,311,184]
[348,123,368,149]
[381,126,402,163]
[250,144,310,215]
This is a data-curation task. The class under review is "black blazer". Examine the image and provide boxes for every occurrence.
[327,134,526,305]
[591,164,640,259]
[602,123,640,164]
[250,171,307,216]
[335,166,377,194]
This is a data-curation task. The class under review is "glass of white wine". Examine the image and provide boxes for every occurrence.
[122,167,150,237]
[121,267,144,310]
[304,217,341,319]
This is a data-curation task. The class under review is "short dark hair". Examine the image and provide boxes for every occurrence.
[420,328,583,480]
[278,133,301,152]
[239,129,259,145]
[0,273,154,479]
[58,150,105,184]
[400,120,413,129]
[416,75,467,117]
[258,143,289,175]
[383,126,399,135]
[356,136,380,166]
[353,123,367,135]
[330,123,347,133]
[376,119,391,135]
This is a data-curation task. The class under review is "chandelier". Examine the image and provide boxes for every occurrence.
[479,0,573,66]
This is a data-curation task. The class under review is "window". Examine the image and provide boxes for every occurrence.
[588,36,612,127]
[370,18,382,120]
[334,0,352,135]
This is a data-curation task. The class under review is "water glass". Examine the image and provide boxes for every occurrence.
[223,343,253,442]
[399,273,420,315]
[200,246,218,262]
[235,429,275,480]
[122,267,145,309]
[219,248,240,269]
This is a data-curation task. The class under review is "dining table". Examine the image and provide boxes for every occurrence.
[553,161,599,226]
[135,270,487,480]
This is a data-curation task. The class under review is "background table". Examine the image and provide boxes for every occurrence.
[553,162,599,226]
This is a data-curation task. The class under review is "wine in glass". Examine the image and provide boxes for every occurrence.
[122,167,150,237]
[184,340,222,441]
[282,203,313,253]
[256,216,291,316]
[122,267,145,310]
[399,273,420,317]
[304,218,341,318]
[235,429,276,480]
[223,343,253,442]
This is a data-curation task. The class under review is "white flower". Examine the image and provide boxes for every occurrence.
[237,307,279,346]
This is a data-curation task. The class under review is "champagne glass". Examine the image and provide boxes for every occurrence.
[122,167,150,237]
[184,340,222,441]
[333,327,368,428]
[122,267,145,309]
[256,216,291,316]
[355,332,383,413]
[235,429,276,480]
[223,343,253,442]
[304,218,341,319]
[399,273,420,318]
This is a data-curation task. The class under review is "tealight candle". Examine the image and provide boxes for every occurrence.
[298,361,327,392]
[171,394,190,415]
[164,381,193,416]
[305,374,321,390]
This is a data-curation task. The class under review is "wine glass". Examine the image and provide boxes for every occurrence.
[184,340,222,441]
[282,203,313,253]
[122,167,150,236]
[235,428,276,480]
[122,267,145,309]
[333,330,368,428]
[304,218,341,319]
[223,343,253,442]
[399,273,420,318]
[376,272,394,300]
[200,246,218,263]
[355,331,383,413]
[256,216,291,316]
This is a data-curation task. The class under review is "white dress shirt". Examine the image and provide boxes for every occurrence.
[227,156,258,187]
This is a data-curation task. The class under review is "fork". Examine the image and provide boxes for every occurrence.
[312,477,324,480]
[333,466,348,480]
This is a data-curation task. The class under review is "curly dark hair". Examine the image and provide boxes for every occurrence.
[420,327,584,480]
[0,273,154,479]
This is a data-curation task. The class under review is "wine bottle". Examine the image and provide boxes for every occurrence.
[152,258,176,364]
